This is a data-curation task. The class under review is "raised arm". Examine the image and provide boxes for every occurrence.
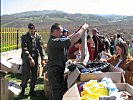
[69,23,89,45]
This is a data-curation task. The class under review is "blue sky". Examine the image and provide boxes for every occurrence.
[1,0,133,15]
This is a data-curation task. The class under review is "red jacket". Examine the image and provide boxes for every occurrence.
[67,45,79,59]
[87,42,94,61]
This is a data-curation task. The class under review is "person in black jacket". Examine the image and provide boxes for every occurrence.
[46,23,89,100]
[92,28,105,60]
[20,23,45,96]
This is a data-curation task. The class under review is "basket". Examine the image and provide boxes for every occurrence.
[124,71,133,86]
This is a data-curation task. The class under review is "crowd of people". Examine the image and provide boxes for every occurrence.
[19,23,133,100]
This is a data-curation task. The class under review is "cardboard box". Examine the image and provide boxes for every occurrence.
[115,83,133,95]
[64,72,132,100]
[1,49,21,61]
[0,58,12,72]
[67,65,121,88]
[0,58,22,73]
[80,64,121,81]
[8,58,22,73]
[63,83,133,100]
[1,49,22,73]
[63,83,81,100]
[10,64,22,73]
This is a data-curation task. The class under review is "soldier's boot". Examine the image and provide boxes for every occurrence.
[29,87,36,96]
[19,88,25,97]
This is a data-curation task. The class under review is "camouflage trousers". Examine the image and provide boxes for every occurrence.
[20,57,38,89]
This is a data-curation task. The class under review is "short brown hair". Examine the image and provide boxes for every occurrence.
[50,23,60,33]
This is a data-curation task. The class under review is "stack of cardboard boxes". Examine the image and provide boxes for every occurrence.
[63,65,133,100]
[44,64,133,99]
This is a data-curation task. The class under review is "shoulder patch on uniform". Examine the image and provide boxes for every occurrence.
[60,38,68,41]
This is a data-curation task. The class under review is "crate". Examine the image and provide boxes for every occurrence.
[124,71,133,86]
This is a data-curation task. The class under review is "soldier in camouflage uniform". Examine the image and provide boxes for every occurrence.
[46,23,88,100]
[20,23,45,96]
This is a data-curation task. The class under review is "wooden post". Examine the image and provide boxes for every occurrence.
[16,30,19,49]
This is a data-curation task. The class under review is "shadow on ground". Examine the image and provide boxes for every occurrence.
[6,72,22,80]
[14,90,47,100]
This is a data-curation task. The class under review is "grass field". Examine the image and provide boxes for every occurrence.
[6,73,48,100]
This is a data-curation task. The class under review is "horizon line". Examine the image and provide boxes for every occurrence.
[1,10,133,16]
